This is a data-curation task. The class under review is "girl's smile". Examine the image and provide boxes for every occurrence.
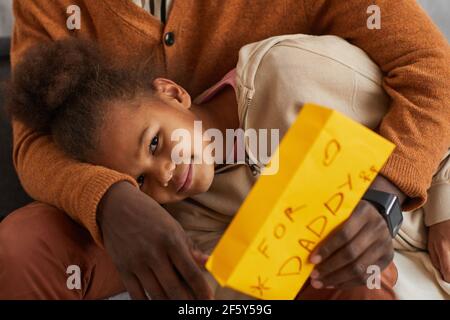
[177,163,193,193]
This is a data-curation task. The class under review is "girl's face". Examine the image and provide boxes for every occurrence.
[92,78,216,204]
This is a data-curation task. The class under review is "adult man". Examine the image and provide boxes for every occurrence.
[1,0,449,299]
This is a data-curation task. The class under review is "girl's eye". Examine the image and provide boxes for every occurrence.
[149,135,159,154]
[137,175,145,188]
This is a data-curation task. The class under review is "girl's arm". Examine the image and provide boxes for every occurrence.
[426,152,450,282]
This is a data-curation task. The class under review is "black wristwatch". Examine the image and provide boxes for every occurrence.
[362,189,403,238]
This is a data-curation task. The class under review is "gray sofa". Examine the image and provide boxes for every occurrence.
[0,37,32,220]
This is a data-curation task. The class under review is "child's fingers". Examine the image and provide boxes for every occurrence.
[188,238,209,266]
[192,250,209,266]
[428,242,440,273]
[436,243,450,282]
[428,234,450,282]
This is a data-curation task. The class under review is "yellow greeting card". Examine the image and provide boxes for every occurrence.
[206,103,395,300]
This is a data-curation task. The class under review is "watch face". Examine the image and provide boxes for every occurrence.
[362,189,404,238]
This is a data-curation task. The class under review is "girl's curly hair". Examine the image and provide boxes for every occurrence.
[5,38,160,161]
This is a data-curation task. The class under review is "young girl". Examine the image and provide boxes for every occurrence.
[7,39,220,205]
[6,36,449,300]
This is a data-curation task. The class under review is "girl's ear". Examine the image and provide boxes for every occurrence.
[152,78,191,109]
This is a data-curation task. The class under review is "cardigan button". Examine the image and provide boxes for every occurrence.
[164,32,175,46]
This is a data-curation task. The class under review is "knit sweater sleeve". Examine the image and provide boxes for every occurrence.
[10,0,139,246]
[303,0,450,210]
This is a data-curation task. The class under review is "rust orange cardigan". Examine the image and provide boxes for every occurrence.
[10,0,450,245]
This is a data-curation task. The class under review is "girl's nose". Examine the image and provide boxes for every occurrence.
[157,160,176,187]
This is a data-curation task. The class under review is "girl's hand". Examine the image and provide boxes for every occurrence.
[308,175,404,289]
[98,181,213,300]
[428,220,450,282]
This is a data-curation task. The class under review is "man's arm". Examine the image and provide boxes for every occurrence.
[11,0,138,245]
[304,0,450,210]
[9,0,215,299]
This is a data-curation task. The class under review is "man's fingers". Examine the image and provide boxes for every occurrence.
[314,223,380,279]
[153,256,194,300]
[137,268,168,300]
[310,202,368,264]
[122,273,148,300]
[315,240,393,288]
[170,244,213,300]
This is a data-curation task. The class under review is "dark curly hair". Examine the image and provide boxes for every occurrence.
[5,38,161,162]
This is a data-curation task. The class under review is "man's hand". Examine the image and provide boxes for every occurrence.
[308,175,405,289]
[97,181,213,300]
[428,220,450,282]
